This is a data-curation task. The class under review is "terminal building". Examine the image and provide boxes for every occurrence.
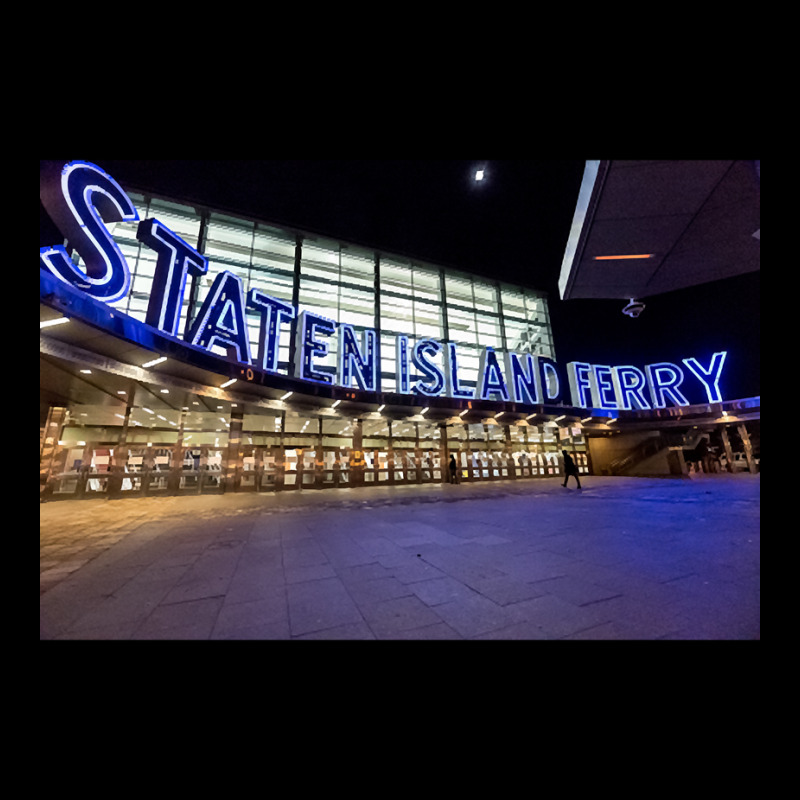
[39,160,760,500]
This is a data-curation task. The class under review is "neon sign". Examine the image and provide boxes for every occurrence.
[40,161,729,410]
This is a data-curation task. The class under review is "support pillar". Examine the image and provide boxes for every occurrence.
[222,410,244,492]
[40,406,67,496]
[720,427,735,472]
[737,423,757,473]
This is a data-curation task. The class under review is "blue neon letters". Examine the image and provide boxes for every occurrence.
[40,161,139,303]
[137,218,208,336]
[40,161,731,410]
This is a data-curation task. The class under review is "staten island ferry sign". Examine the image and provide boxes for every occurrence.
[40,161,728,410]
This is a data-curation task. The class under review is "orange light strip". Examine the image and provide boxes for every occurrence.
[593,254,654,260]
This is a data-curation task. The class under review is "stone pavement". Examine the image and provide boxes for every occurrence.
[40,474,760,640]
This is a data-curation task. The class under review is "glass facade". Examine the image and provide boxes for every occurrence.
[71,191,555,384]
[44,184,585,499]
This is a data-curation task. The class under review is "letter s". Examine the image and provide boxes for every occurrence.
[40,161,138,303]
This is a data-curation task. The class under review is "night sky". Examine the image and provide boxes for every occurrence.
[40,159,760,403]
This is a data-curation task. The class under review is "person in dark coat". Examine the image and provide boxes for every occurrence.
[561,450,582,489]
[449,454,458,484]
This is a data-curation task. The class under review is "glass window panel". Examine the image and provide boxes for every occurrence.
[252,225,296,270]
[148,198,202,245]
[363,419,391,437]
[468,423,487,440]
[412,267,441,302]
[242,413,283,432]
[381,260,412,292]
[446,307,477,344]
[445,273,473,307]
[472,281,497,312]
[391,420,416,439]
[301,240,341,282]
[182,411,231,430]
[414,299,443,339]
[285,415,317,434]
[500,284,527,316]
[340,249,375,288]
[417,420,441,441]
[248,269,294,304]
[322,419,355,436]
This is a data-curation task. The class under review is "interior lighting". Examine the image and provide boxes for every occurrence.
[160,389,169,394]
[143,408,154,414]
[592,254,654,261]
[555,415,566,422]
[459,409,469,417]
[581,416,593,422]
[495,412,505,420]
[40,317,69,329]
[220,378,236,389]
[420,407,429,415]
[280,391,293,401]
[80,369,92,374]
[142,356,167,368]
[117,390,126,395]
[332,400,341,408]
[377,404,385,412]
[526,413,538,420]
[475,169,485,181]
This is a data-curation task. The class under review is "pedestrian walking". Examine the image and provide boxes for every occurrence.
[561,450,582,489]
[449,454,458,484]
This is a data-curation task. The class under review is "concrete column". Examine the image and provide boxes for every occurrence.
[222,410,244,492]
[737,424,757,473]
[720,427,735,472]
[40,406,67,495]
[350,418,364,485]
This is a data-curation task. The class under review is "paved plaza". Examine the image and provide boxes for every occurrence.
[39,474,760,640]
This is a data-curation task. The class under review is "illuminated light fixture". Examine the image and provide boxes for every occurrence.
[142,356,167,368]
[117,390,126,395]
[115,414,126,420]
[459,409,470,417]
[40,317,69,329]
[555,415,566,422]
[332,400,341,408]
[80,369,92,374]
[581,416,593,422]
[495,412,505,420]
[592,254,654,261]
[280,391,293,401]
[160,389,169,394]
[220,378,236,389]
[377,404,385,413]
[475,169,485,181]
[526,413,538,420]
[143,408,154,414]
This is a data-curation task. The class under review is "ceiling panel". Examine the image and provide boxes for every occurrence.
[559,160,760,300]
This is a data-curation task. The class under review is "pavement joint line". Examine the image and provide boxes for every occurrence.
[41,475,759,640]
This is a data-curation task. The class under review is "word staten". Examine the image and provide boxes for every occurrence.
[40,161,728,410]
